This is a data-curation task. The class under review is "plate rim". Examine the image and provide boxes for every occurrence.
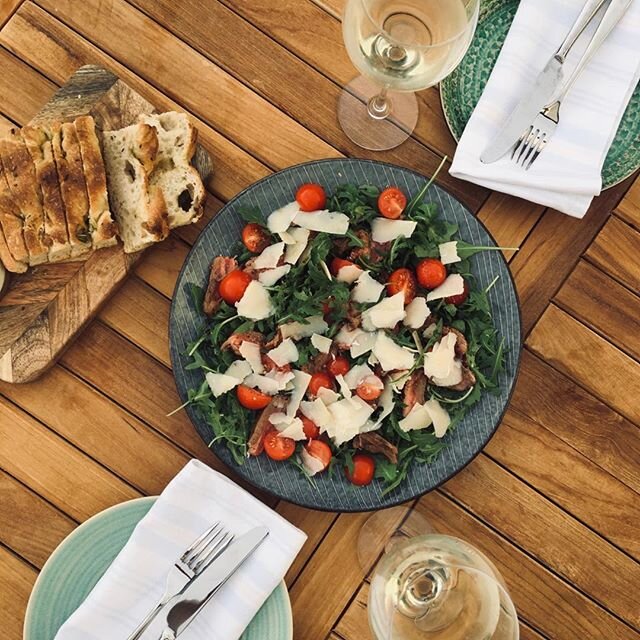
[23,496,293,640]
[169,157,523,513]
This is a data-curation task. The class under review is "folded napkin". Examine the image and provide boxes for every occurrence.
[55,460,307,640]
[450,0,640,218]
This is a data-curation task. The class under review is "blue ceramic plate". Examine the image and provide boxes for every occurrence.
[170,159,522,512]
[24,497,292,640]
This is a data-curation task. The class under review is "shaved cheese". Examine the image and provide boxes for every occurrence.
[318,387,340,405]
[205,372,240,397]
[264,369,295,390]
[278,230,296,245]
[344,364,374,389]
[284,227,310,265]
[371,218,416,243]
[368,352,379,366]
[300,398,332,427]
[258,264,291,286]
[425,399,451,437]
[398,403,433,432]
[361,375,384,390]
[350,331,377,358]
[439,241,461,265]
[268,412,290,426]
[403,297,431,329]
[335,326,363,348]
[360,381,395,433]
[300,447,326,476]
[311,333,332,354]
[335,374,352,398]
[293,210,349,234]
[286,370,312,417]
[423,324,437,339]
[253,242,284,269]
[267,338,299,367]
[320,260,332,281]
[336,264,363,283]
[423,333,458,379]
[280,315,328,340]
[362,292,406,330]
[326,396,375,445]
[372,331,415,371]
[268,201,299,233]
[352,271,385,304]
[239,341,264,374]
[225,359,252,382]
[433,360,462,387]
[389,370,410,392]
[426,274,465,302]
[235,281,274,320]
[276,417,307,441]
[243,373,280,395]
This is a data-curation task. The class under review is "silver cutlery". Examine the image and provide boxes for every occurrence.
[480,0,608,164]
[127,522,234,640]
[157,526,270,640]
[512,0,634,169]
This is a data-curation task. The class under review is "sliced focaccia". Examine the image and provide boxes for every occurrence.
[0,164,28,273]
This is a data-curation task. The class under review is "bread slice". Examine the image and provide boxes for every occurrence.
[0,131,48,266]
[0,164,28,273]
[51,122,92,258]
[21,125,71,262]
[139,112,205,228]
[74,115,118,249]
[102,122,170,253]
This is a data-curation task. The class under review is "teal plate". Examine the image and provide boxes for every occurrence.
[440,0,640,189]
[24,497,292,640]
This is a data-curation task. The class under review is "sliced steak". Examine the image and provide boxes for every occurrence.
[353,432,398,464]
[303,352,332,374]
[264,328,283,350]
[248,395,287,456]
[403,370,427,416]
[203,256,238,316]
[221,331,265,355]
[442,326,468,358]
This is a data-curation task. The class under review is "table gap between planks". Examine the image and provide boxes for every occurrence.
[0,1,638,639]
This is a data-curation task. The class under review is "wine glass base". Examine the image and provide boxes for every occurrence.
[338,76,419,151]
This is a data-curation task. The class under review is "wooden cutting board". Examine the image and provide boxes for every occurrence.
[0,65,211,383]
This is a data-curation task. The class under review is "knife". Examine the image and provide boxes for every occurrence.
[156,526,269,640]
[480,0,609,164]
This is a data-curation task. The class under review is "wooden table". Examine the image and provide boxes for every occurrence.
[0,1,638,638]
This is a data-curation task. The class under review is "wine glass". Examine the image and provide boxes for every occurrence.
[339,0,480,151]
[359,508,519,639]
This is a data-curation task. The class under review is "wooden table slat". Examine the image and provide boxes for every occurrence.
[616,176,640,229]
[0,545,37,639]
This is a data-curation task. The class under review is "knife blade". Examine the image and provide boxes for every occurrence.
[480,0,609,164]
[157,526,269,639]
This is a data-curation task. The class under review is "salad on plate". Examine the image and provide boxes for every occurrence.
[183,177,509,494]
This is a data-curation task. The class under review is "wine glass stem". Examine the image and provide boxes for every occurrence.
[368,87,391,120]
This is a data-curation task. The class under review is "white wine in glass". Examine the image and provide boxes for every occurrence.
[339,0,479,150]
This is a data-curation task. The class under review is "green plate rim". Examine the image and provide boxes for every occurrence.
[439,0,640,190]
[23,496,293,640]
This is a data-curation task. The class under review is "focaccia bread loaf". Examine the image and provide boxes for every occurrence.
[0,164,28,273]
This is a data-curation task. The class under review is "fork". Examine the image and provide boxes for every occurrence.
[127,522,234,640]
[512,0,634,170]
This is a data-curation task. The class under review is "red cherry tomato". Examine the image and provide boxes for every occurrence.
[346,453,376,486]
[306,440,332,470]
[356,377,383,401]
[327,355,350,377]
[330,257,356,276]
[218,269,252,304]
[445,280,470,306]
[236,385,271,410]
[299,415,320,439]
[295,183,327,212]
[387,267,417,304]
[378,187,407,219]
[416,258,447,290]
[308,372,334,397]
[241,223,270,253]
[263,429,296,461]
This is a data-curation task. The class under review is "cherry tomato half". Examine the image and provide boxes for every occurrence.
[300,415,320,439]
[263,429,296,461]
[416,258,447,290]
[378,187,407,219]
[241,223,270,253]
[328,355,350,377]
[356,377,383,402]
[306,440,332,470]
[218,269,252,304]
[387,267,417,304]
[445,279,470,306]
[346,453,376,486]
[308,372,334,397]
[296,183,327,212]
[236,385,271,410]
[330,257,356,276]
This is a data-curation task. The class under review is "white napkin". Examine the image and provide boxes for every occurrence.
[450,0,640,218]
[55,460,307,640]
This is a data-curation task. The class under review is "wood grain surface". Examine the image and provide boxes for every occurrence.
[0,1,638,639]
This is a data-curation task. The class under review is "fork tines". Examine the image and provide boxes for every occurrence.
[512,126,548,170]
